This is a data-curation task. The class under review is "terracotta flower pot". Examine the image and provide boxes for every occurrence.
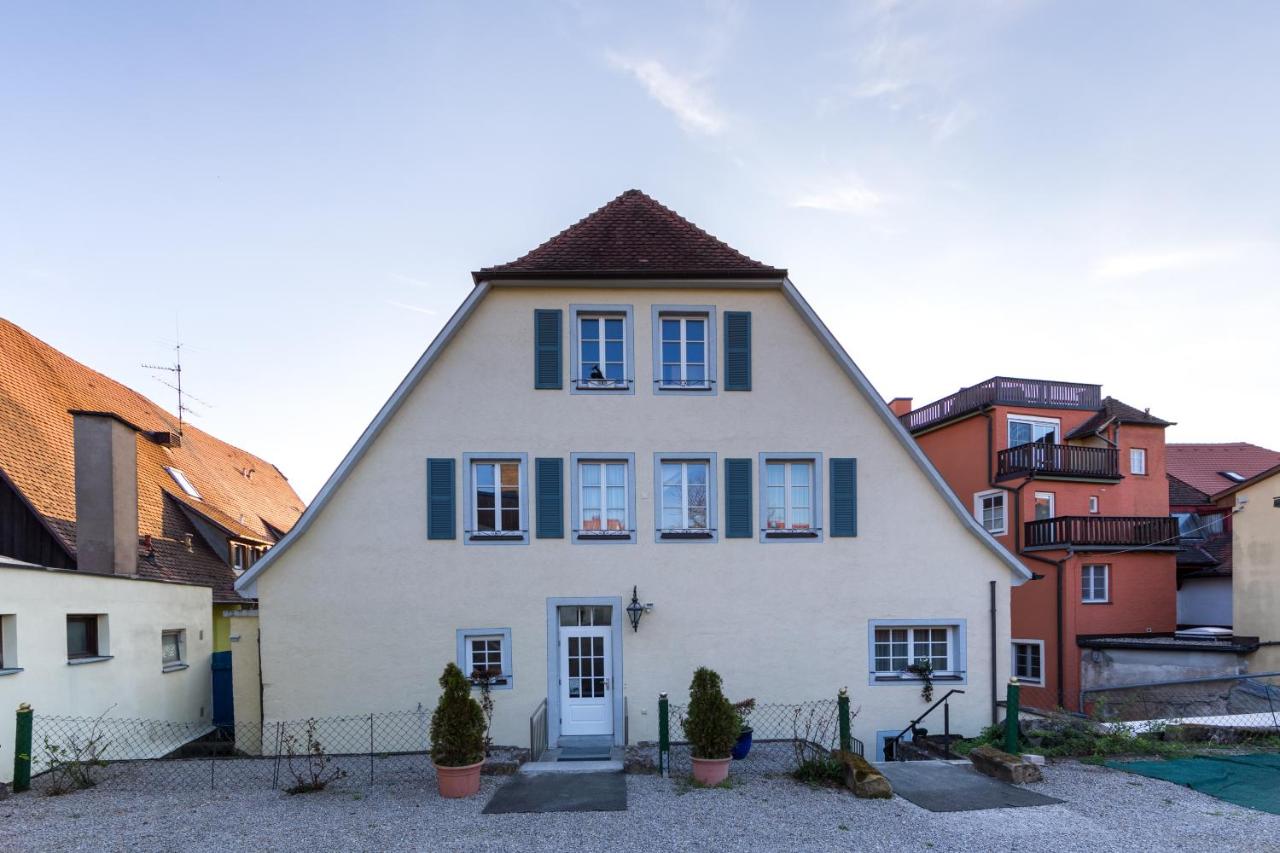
[434,760,484,798]
[691,756,731,786]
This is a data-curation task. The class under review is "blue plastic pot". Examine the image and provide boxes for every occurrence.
[731,727,753,760]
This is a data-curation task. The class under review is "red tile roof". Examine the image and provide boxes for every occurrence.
[1065,396,1172,439]
[0,318,304,601]
[473,189,786,282]
[1165,442,1280,499]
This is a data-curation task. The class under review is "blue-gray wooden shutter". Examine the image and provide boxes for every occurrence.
[830,457,858,537]
[534,309,562,389]
[724,458,752,538]
[723,311,751,391]
[426,458,456,540]
[535,457,564,538]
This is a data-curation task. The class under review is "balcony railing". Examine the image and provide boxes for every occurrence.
[997,444,1120,481]
[902,377,1102,433]
[1024,516,1180,550]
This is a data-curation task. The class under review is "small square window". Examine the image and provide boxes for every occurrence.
[974,490,1006,534]
[162,629,186,671]
[456,628,512,689]
[1082,564,1110,603]
[1129,448,1147,476]
[1012,640,1043,684]
[67,614,105,660]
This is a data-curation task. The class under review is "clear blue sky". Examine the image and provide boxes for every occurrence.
[3,1,1277,501]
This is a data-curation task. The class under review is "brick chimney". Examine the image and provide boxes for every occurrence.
[72,412,139,576]
[888,397,914,417]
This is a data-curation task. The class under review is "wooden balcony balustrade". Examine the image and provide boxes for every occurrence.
[996,443,1120,481]
[901,377,1102,434]
[1024,516,1181,550]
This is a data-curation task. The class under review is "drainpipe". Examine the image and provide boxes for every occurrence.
[990,581,998,726]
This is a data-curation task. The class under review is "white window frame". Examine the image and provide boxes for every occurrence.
[651,305,717,395]
[654,453,717,542]
[1082,564,1110,603]
[1033,491,1056,520]
[871,625,956,677]
[1007,415,1060,448]
[974,489,1007,534]
[462,453,529,545]
[759,454,823,542]
[456,627,513,690]
[165,466,202,499]
[1130,447,1147,475]
[570,305,635,394]
[1088,496,1099,514]
[1012,639,1044,685]
[570,453,636,544]
[161,629,187,672]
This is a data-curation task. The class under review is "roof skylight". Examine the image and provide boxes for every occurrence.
[166,467,202,500]
[1221,471,1247,483]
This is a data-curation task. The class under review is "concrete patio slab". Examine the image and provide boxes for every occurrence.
[877,760,1062,812]
[482,771,627,814]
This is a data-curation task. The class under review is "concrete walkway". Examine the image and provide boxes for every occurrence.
[877,760,1061,812]
[482,771,627,814]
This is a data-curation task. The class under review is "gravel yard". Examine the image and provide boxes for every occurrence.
[3,760,1279,853]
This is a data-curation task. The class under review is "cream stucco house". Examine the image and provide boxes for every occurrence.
[1215,465,1280,673]
[236,190,1031,759]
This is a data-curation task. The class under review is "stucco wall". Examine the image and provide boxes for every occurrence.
[1229,472,1280,668]
[0,565,212,782]
[255,284,1022,754]
[1177,576,1233,627]
[229,612,262,753]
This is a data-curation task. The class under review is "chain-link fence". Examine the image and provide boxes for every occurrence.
[1081,675,1280,743]
[26,709,525,795]
[651,699,862,778]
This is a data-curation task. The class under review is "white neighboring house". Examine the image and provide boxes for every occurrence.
[0,555,212,783]
[237,190,1031,758]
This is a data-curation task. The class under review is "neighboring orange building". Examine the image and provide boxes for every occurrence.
[894,378,1183,712]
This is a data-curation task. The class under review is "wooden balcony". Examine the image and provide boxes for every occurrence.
[997,444,1120,481]
[902,377,1101,434]
[1024,516,1181,551]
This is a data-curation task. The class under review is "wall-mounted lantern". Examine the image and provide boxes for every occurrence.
[626,586,653,632]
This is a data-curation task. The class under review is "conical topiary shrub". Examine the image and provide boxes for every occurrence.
[683,667,740,760]
[430,662,486,767]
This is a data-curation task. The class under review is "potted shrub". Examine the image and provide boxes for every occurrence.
[683,667,740,785]
[429,662,487,797]
[731,698,756,760]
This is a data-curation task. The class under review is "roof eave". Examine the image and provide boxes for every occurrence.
[471,268,788,285]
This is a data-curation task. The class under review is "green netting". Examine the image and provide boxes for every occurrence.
[1107,754,1280,815]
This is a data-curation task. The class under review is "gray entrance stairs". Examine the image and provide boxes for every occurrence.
[875,760,1061,812]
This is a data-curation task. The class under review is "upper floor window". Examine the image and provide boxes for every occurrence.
[974,489,1006,534]
[1008,416,1058,448]
[1082,564,1110,603]
[1033,491,1055,521]
[571,454,635,543]
[463,454,528,544]
[1012,640,1043,684]
[165,467,201,500]
[660,460,709,534]
[1129,448,1147,475]
[761,457,821,539]
[652,307,716,394]
[1088,496,1099,514]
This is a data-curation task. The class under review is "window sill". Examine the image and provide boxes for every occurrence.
[0,667,23,677]
[468,533,526,542]
[574,381,632,391]
[162,663,190,674]
[655,382,714,392]
[659,530,715,540]
[764,530,820,539]
[1082,600,1112,605]
[67,655,113,666]
[575,531,633,542]
[872,674,964,684]
[470,677,511,689]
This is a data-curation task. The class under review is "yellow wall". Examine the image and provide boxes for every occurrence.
[213,603,252,652]
[1227,470,1280,672]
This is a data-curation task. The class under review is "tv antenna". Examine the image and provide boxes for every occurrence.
[143,340,212,435]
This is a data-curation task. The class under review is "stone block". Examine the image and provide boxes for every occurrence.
[834,750,893,799]
[969,745,1044,784]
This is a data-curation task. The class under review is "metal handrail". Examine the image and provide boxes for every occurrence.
[886,689,966,761]
[529,698,548,762]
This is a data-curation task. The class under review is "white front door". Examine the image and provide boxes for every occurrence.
[559,626,613,736]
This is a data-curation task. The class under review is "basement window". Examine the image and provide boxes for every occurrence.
[166,467,202,500]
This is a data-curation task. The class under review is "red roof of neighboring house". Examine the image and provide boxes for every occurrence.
[0,318,305,601]
[1165,442,1280,499]
[473,189,786,282]
[1064,396,1173,439]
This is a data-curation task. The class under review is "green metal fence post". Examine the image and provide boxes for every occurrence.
[837,688,852,753]
[13,703,32,793]
[1004,678,1020,754]
[657,692,669,778]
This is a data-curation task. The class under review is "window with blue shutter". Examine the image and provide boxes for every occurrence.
[830,457,858,537]
[535,457,564,539]
[724,458,752,538]
[427,458,456,540]
[534,309,563,390]
[723,311,751,391]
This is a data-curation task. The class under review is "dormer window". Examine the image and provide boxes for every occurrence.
[230,542,258,573]
[166,467,201,500]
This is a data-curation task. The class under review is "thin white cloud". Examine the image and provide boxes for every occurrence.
[607,53,726,135]
[929,101,975,142]
[790,175,885,215]
[1092,246,1244,279]
[386,300,440,317]
[389,272,433,289]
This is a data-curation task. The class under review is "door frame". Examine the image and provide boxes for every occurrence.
[545,596,625,747]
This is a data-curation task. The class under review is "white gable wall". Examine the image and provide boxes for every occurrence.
[256,285,1019,751]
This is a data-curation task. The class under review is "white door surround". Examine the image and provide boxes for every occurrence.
[546,596,624,747]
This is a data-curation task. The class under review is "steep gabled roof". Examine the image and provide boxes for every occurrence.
[472,190,786,282]
[0,318,305,601]
[1168,474,1211,506]
[1166,442,1280,498]
[1065,396,1173,439]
